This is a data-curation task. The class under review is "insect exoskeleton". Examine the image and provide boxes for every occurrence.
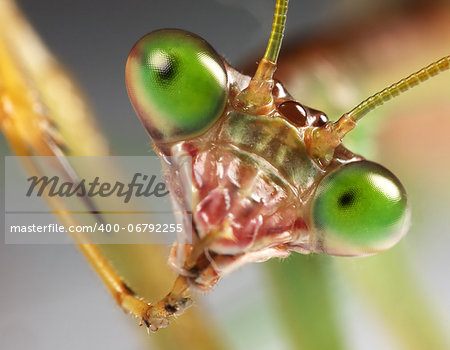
[126,26,410,290]
[125,0,448,330]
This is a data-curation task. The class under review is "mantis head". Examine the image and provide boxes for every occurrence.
[125,0,448,257]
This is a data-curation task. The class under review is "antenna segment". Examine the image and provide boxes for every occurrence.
[264,0,289,63]
[307,55,450,166]
[233,0,289,115]
[347,55,450,122]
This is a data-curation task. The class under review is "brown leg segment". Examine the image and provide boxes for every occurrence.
[78,242,193,332]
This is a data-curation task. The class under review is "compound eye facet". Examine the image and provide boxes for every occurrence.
[126,29,227,142]
[311,161,409,256]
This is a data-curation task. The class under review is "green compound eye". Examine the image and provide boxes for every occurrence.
[126,29,227,142]
[311,161,409,256]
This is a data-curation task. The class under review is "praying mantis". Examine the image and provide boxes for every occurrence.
[0,0,450,350]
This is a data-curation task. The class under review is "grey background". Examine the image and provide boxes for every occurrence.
[1,1,449,350]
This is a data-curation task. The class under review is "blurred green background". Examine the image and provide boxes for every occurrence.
[1,0,449,349]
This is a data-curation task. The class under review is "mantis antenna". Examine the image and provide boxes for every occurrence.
[233,0,289,114]
[263,0,289,63]
[307,55,450,165]
[346,55,450,122]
